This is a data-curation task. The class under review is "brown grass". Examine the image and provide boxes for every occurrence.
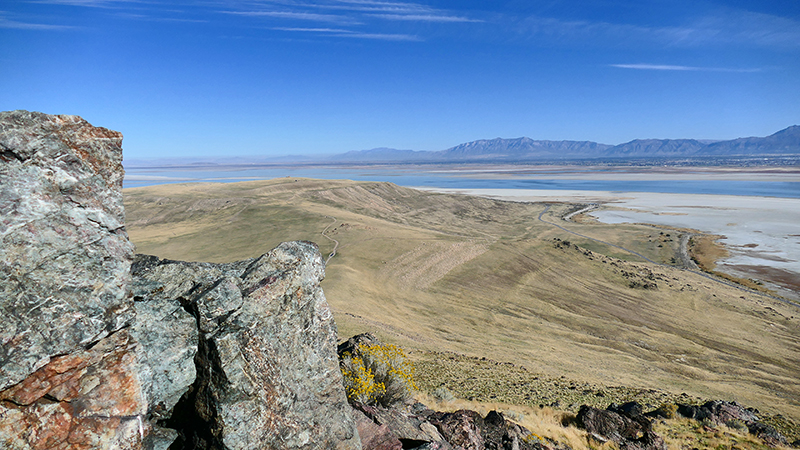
[124,179,800,429]
[689,235,777,294]
[417,392,615,450]
[689,235,729,271]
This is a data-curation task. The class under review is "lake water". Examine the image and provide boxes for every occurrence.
[124,166,800,199]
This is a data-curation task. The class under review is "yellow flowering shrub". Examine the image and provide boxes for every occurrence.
[340,342,417,406]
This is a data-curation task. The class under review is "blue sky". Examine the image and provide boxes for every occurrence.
[2,0,799,158]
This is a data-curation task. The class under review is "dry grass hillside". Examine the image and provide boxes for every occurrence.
[124,178,800,437]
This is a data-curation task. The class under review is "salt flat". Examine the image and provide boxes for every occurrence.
[421,188,800,300]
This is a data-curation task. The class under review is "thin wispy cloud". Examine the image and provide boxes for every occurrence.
[221,0,480,25]
[223,10,352,24]
[334,0,480,23]
[216,0,478,41]
[31,0,141,7]
[369,13,480,23]
[273,25,419,41]
[519,9,800,49]
[611,64,762,73]
[340,31,419,41]
[0,15,75,30]
[332,0,432,13]
[273,26,351,33]
[682,11,800,48]
[116,12,209,23]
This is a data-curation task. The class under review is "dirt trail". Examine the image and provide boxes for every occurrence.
[679,233,699,270]
[544,204,800,308]
[321,216,339,265]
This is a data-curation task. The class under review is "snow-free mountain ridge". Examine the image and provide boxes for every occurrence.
[332,125,800,163]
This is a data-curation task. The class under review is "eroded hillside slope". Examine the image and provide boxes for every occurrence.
[125,179,800,423]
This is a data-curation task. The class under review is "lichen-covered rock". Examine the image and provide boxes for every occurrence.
[0,110,362,449]
[428,410,484,450]
[427,409,548,450]
[130,290,198,431]
[676,400,788,446]
[677,400,759,424]
[0,329,148,450]
[747,422,789,447]
[0,111,201,449]
[577,405,666,450]
[131,242,361,450]
[0,110,135,390]
[352,407,403,450]
[353,402,447,447]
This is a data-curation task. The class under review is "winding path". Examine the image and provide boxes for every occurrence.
[321,216,339,265]
[678,233,699,271]
[538,204,800,308]
[538,204,659,264]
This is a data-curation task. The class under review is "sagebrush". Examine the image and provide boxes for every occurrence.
[340,342,417,406]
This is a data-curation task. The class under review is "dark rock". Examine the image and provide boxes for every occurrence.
[676,400,791,447]
[676,404,710,421]
[577,405,645,442]
[0,110,135,391]
[677,400,758,424]
[747,422,789,447]
[479,410,543,450]
[352,406,403,450]
[619,431,668,450]
[338,332,381,356]
[428,409,547,450]
[354,402,446,445]
[702,400,759,424]
[132,243,360,450]
[428,410,484,450]
[609,402,644,418]
[577,405,666,450]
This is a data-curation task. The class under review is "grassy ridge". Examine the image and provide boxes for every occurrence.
[124,178,800,429]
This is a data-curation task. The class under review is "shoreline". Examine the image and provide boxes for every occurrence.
[419,187,800,301]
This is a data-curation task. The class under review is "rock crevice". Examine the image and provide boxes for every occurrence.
[130,243,361,450]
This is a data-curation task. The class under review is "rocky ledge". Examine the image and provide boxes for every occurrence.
[0,110,358,449]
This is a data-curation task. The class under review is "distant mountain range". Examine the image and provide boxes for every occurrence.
[124,125,800,168]
[330,125,800,163]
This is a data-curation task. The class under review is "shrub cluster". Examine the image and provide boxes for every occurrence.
[340,342,417,406]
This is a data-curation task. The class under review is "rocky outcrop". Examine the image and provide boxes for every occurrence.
[677,400,788,447]
[353,403,554,450]
[0,329,146,449]
[353,402,447,448]
[0,110,134,392]
[0,110,147,449]
[576,404,666,450]
[130,291,198,449]
[131,244,360,450]
[420,408,550,450]
[0,111,361,450]
[577,400,790,449]
[352,407,403,450]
